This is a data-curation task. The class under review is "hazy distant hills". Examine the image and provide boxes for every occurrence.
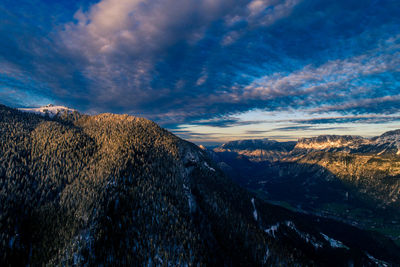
[210,133,400,248]
[1,103,399,266]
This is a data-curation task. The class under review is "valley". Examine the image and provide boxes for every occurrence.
[209,135,400,247]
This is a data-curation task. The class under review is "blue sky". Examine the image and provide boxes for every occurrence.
[1,0,400,145]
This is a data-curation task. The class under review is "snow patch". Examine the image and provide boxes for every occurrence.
[285,221,323,249]
[19,104,76,117]
[204,162,215,172]
[264,220,324,249]
[263,245,270,264]
[320,233,349,249]
[366,252,389,267]
[251,198,258,221]
[264,223,280,237]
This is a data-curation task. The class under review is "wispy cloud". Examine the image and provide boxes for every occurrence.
[236,44,400,112]
[293,114,400,125]
[273,125,349,132]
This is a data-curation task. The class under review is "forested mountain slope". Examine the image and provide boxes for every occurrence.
[1,104,399,266]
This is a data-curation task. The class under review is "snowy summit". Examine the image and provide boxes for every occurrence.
[19,104,77,117]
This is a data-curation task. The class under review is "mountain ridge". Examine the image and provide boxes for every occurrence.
[214,130,400,157]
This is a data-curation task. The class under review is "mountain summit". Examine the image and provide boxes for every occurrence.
[19,104,77,117]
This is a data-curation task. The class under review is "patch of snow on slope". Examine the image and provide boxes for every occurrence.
[19,104,76,117]
[263,245,270,264]
[285,221,323,249]
[204,162,215,172]
[251,198,258,221]
[320,233,349,249]
[265,223,280,237]
[366,252,389,267]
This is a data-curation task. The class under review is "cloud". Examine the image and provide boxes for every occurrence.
[272,125,349,132]
[55,0,301,116]
[186,116,269,128]
[233,42,400,114]
[245,130,272,134]
[293,115,400,125]
[0,0,400,131]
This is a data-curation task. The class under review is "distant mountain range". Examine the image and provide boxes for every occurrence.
[209,133,400,249]
[294,131,400,156]
[1,103,399,266]
[215,131,400,161]
[214,139,296,162]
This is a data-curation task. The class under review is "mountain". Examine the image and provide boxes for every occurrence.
[211,135,400,248]
[219,133,400,159]
[1,103,399,266]
[215,138,296,162]
[293,133,400,156]
[293,135,368,153]
[19,104,77,117]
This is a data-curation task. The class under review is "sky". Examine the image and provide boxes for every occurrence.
[1,0,400,145]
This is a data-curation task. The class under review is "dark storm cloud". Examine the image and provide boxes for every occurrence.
[1,0,400,127]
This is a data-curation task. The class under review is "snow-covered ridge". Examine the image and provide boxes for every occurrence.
[320,233,349,249]
[251,198,258,221]
[213,130,400,160]
[373,130,400,155]
[295,132,400,155]
[19,104,77,117]
[295,135,368,150]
